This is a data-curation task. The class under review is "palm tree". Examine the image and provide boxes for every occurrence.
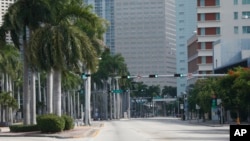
[92,49,129,119]
[0,44,21,124]
[0,92,18,125]
[27,0,106,121]
[1,0,52,125]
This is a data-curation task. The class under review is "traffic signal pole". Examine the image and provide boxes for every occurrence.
[115,73,227,79]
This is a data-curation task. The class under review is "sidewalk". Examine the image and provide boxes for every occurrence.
[185,119,249,127]
[0,121,104,139]
[187,119,229,127]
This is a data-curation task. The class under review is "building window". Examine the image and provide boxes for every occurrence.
[234,12,238,19]
[200,28,205,35]
[200,0,205,6]
[242,11,250,18]
[179,12,184,15]
[179,20,184,23]
[234,0,238,5]
[201,42,206,49]
[234,26,239,34]
[201,56,206,64]
[200,13,205,21]
[243,26,250,33]
[216,13,220,20]
[216,27,221,35]
[180,60,185,63]
[242,0,250,4]
[216,0,220,6]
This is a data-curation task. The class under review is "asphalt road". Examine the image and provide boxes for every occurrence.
[0,117,230,141]
[91,117,229,141]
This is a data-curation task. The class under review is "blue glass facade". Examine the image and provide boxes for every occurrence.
[175,0,197,96]
[84,0,115,54]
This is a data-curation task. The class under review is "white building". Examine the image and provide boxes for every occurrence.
[213,0,250,69]
[0,0,16,43]
[114,0,176,88]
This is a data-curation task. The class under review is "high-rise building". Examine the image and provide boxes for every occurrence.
[85,0,177,88]
[175,1,197,96]
[114,0,176,88]
[212,0,250,69]
[83,0,115,54]
[0,0,17,43]
[197,0,250,73]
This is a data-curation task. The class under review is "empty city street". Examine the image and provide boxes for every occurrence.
[0,118,230,141]
[92,117,229,141]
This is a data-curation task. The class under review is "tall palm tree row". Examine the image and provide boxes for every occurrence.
[0,0,107,125]
[92,49,130,119]
[0,44,21,125]
[27,0,107,125]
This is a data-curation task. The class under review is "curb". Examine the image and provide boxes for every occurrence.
[0,123,104,139]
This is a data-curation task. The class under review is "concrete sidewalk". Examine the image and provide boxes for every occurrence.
[186,119,229,127]
[185,119,249,127]
[0,122,104,139]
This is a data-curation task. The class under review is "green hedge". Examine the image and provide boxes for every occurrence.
[37,114,65,133]
[9,124,39,132]
[62,115,74,130]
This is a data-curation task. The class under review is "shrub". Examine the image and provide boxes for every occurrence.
[37,114,65,133]
[62,115,74,130]
[9,124,39,132]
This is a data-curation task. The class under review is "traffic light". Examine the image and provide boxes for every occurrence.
[211,97,217,108]
[81,73,91,79]
[149,74,158,78]
[174,73,184,77]
[121,75,130,79]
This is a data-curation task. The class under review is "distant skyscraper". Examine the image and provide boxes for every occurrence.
[85,0,177,88]
[175,1,197,96]
[0,0,17,43]
[114,0,176,88]
[84,0,115,54]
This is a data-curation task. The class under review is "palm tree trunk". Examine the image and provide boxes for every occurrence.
[115,78,120,119]
[46,70,53,114]
[53,70,62,116]
[104,80,108,120]
[62,91,66,115]
[67,91,70,116]
[85,69,91,125]
[108,78,112,120]
[8,76,13,125]
[30,71,36,124]
[77,91,80,119]
[128,90,130,118]
[70,93,73,117]
[37,73,42,115]
[43,86,46,114]
[23,30,31,125]
[73,91,76,119]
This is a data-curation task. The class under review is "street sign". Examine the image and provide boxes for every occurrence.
[180,104,184,109]
[196,104,200,110]
[112,89,123,93]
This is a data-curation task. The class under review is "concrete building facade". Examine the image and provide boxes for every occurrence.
[83,0,116,54]
[197,0,250,72]
[213,0,250,69]
[114,0,176,88]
